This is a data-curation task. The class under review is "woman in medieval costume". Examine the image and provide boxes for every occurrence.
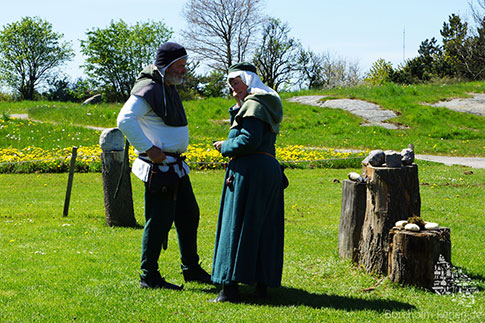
[211,62,285,302]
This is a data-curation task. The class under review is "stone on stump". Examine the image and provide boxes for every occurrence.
[362,149,385,167]
[100,128,136,227]
[401,147,415,165]
[338,180,366,261]
[384,150,402,168]
[388,227,451,290]
[358,164,421,275]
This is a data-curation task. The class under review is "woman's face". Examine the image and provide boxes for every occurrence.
[230,77,249,100]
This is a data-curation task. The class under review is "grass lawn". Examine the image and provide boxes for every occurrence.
[0,81,484,321]
[0,164,483,322]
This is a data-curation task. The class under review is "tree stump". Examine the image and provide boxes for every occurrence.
[100,128,136,227]
[358,164,421,274]
[388,227,451,290]
[338,180,366,261]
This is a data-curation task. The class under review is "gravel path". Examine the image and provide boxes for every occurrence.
[9,113,106,131]
[415,155,485,169]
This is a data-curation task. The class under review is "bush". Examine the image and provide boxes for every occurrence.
[0,91,14,101]
[364,58,393,85]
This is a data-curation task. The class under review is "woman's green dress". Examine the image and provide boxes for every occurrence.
[211,93,284,287]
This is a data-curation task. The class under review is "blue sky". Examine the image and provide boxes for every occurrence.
[0,0,474,80]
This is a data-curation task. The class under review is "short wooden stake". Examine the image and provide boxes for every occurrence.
[63,146,78,217]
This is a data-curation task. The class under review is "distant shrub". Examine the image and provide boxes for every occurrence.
[364,58,393,85]
[0,91,14,101]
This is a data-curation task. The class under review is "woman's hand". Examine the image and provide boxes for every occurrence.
[213,140,224,153]
[233,90,242,107]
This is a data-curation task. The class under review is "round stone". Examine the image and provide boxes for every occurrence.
[99,128,125,152]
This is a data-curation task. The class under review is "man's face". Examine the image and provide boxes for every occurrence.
[165,58,187,85]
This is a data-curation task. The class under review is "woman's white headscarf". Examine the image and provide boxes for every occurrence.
[227,70,280,98]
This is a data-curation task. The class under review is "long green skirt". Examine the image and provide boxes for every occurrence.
[211,154,284,287]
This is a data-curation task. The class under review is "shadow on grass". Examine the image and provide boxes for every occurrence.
[456,268,485,284]
[197,285,416,312]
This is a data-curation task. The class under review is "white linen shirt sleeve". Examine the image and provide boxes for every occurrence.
[117,95,154,154]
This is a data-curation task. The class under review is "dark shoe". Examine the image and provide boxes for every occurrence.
[211,284,240,303]
[140,273,183,290]
[255,282,268,298]
[182,264,212,284]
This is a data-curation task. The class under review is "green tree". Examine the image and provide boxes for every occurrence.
[364,58,393,85]
[297,49,326,89]
[441,13,485,80]
[42,77,97,102]
[201,70,227,97]
[297,49,360,89]
[80,20,172,102]
[177,61,203,100]
[441,14,470,78]
[319,52,361,88]
[0,17,73,100]
[417,37,454,79]
[43,76,75,102]
[418,38,441,67]
[471,18,485,79]
[252,18,301,91]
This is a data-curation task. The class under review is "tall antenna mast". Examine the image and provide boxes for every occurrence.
[403,26,406,62]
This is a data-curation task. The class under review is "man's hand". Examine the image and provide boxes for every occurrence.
[146,146,166,164]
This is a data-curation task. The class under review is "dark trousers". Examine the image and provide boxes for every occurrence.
[140,175,200,279]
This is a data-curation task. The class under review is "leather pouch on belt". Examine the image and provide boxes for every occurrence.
[147,164,180,196]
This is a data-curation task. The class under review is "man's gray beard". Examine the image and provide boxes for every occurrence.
[165,73,184,85]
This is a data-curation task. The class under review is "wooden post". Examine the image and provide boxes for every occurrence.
[388,227,451,290]
[338,180,366,261]
[63,146,78,217]
[100,128,136,227]
[358,164,421,275]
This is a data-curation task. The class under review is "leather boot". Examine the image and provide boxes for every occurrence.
[140,272,183,290]
[182,264,212,284]
[211,283,240,303]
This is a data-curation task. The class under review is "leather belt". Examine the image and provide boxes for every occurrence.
[230,151,275,161]
[139,152,181,158]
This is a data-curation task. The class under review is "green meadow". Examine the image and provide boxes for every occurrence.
[1,81,484,155]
